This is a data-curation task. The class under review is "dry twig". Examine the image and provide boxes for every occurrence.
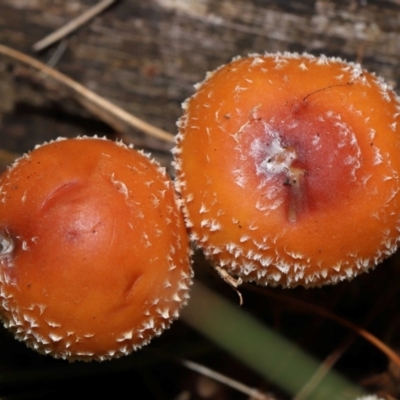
[0,44,174,143]
[33,0,117,52]
[181,359,275,400]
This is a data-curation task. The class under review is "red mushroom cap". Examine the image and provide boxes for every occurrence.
[174,53,400,287]
[0,137,192,360]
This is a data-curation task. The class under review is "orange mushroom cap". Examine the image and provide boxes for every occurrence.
[0,137,192,361]
[174,53,400,288]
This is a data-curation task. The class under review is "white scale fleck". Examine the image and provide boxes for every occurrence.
[233,168,247,188]
[142,318,155,330]
[255,200,269,211]
[209,220,221,232]
[142,233,152,248]
[117,331,134,342]
[270,272,282,282]
[241,261,255,275]
[373,147,383,165]
[23,315,39,328]
[259,257,272,267]
[234,249,242,258]
[212,247,222,254]
[316,55,330,65]
[156,229,163,237]
[285,250,305,260]
[275,263,290,274]
[249,57,265,66]
[312,134,321,147]
[163,280,172,288]
[199,203,209,214]
[168,263,177,271]
[225,243,237,253]
[332,263,342,272]
[172,293,181,302]
[48,333,63,342]
[157,308,170,319]
[239,235,250,243]
[151,194,160,207]
[110,174,129,199]
[46,320,61,328]
[178,281,189,291]
[257,269,267,279]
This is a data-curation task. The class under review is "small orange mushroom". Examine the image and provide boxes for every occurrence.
[0,137,192,360]
[174,53,400,288]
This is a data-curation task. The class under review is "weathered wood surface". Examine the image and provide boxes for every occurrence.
[0,0,400,159]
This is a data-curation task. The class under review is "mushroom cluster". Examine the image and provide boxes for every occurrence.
[0,137,192,361]
[1,51,400,361]
[174,53,400,288]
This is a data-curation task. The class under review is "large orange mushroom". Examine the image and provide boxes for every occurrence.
[174,53,400,288]
[0,137,192,360]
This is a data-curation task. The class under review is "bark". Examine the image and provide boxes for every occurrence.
[0,0,400,160]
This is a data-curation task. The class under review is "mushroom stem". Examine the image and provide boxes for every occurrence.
[181,281,367,400]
